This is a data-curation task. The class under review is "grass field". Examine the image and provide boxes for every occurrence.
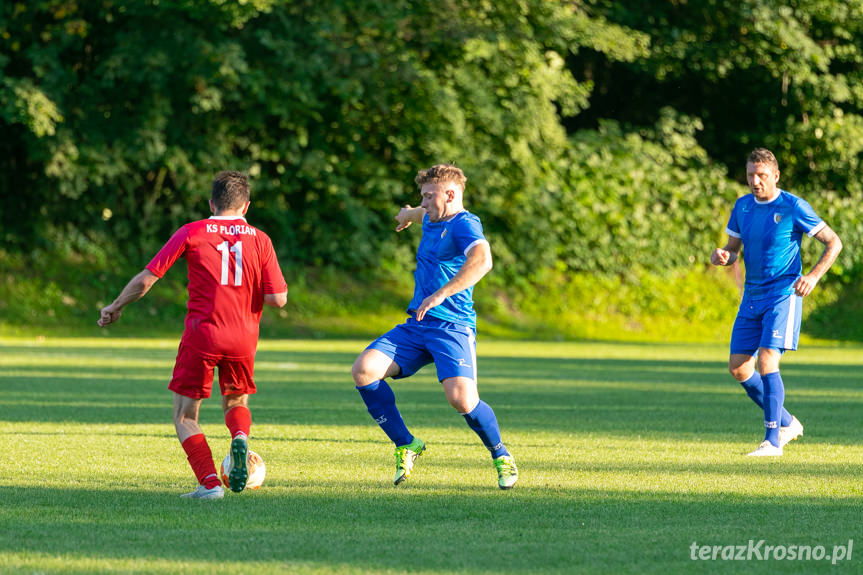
[1,336,862,574]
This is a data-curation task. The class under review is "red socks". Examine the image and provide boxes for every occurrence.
[181,434,221,489]
[225,405,252,439]
[179,407,250,488]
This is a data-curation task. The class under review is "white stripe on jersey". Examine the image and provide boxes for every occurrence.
[463,238,489,257]
[808,221,826,237]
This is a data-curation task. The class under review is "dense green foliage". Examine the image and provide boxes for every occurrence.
[585,0,863,274]
[2,1,862,338]
[0,0,645,272]
[527,111,744,275]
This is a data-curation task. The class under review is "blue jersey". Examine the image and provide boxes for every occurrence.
[726,190,825,298]
[407,211,488,328]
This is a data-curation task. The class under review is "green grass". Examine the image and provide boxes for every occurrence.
[2,337,863,574]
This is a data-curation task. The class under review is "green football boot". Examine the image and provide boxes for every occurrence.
[493,455,518,490]
[228,435,249,493]
[393,437,426,485]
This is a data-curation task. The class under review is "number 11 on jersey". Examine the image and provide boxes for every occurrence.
[216,240,243,286]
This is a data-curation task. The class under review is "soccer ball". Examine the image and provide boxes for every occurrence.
[220,450,266,490]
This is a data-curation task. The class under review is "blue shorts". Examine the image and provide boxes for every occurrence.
[730,293,803,356]
[366,316,477,382]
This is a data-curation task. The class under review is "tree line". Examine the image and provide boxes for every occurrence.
[2,0,861,284]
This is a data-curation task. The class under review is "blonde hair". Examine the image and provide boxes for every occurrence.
[414,164,466,190]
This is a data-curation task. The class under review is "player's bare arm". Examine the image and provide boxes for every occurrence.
[98,269,160,326]
[794,225,842,297]
[415,242,492,321]
[710,236,742,266]
[395,205,426,232]
[264,291,288,308]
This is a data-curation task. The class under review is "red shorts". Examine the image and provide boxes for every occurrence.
[168,342,257,399]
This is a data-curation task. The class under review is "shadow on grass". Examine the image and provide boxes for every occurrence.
[0,484,860,574]
[4,340,863,573]
[4,343,863,447]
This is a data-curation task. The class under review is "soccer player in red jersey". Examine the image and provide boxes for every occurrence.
[98,171,287,499]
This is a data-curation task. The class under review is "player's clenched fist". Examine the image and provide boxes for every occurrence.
[395,206,414,231]
[793,274,818,297]
[711,248,731,266]
[395,204,426,232]
[98,306,122,326]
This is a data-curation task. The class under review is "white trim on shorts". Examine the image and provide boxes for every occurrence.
[466,326,478,382]
[784,295,799,349]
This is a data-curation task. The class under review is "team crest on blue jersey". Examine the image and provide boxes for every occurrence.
[774,213,782,224]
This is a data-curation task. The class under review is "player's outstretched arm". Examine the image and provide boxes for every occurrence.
[395,205,426,232]
[98,269,160,326]
[794,225,842,297]
[710,236,742,266]
[415,242,492,321]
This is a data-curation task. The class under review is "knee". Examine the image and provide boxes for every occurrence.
[442,378,479,414]
[351,357,374,387]
[728,363,752,382]
[446,393,479,414]
[758,365,779,377]
[757,350,781,375]
[757,359,779,376]
[448,397,472,414]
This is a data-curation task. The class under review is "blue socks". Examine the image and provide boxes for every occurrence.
[356,380,413,447]
[357,381,510,458]
[463,400,509,459]
[762,372,785,447]
[739,372,792,427]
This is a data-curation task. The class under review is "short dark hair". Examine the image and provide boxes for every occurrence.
[211,171,250,211]
[747,148,779,172]
[415,164,467,190]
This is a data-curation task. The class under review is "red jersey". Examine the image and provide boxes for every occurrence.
[146,216,286,357]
